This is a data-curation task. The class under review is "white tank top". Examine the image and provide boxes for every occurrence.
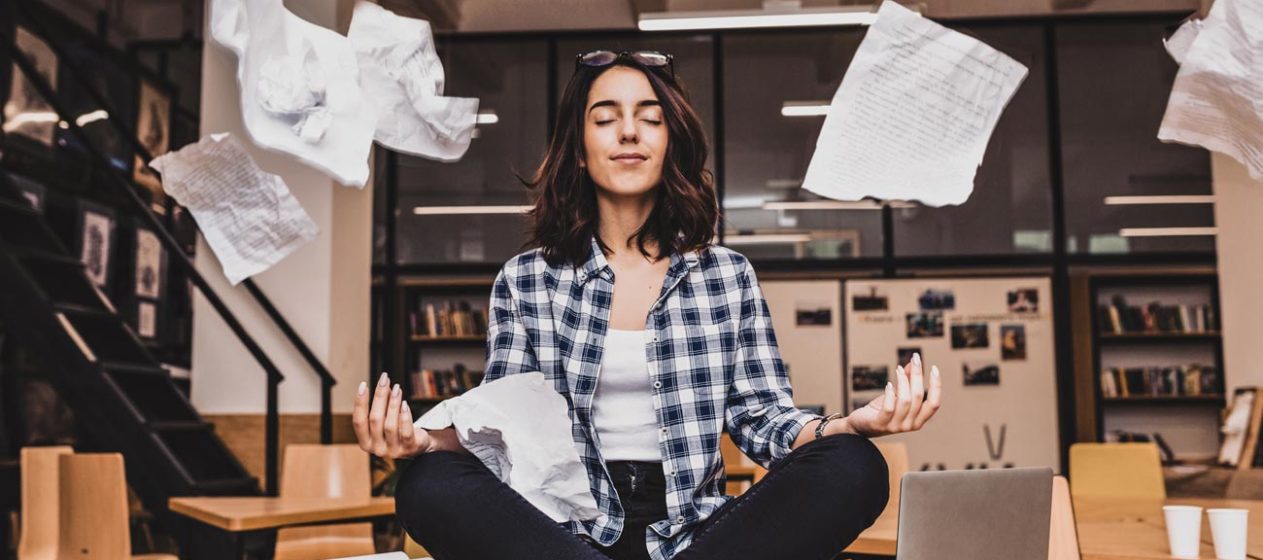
[593,329,663,462]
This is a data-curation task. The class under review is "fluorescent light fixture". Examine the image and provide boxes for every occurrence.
[639,5,879,31]
[412,205,531,216]
[781,101,831,117]
[75,109,109,127]
[1,111,58,132]
[476,111,498,125]
[762,200,915,211]
[723,233,813,245]
[1103,195,1215,205]
[1118,227,1217,237]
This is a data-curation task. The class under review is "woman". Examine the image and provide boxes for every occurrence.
[353,50,943,560]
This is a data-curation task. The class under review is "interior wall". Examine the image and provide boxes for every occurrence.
[1213,153,1263,396]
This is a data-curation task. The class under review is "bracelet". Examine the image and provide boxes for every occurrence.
[814,413,847,440]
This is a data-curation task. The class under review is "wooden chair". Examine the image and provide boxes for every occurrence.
[19,446,72,560]
[56,453,175,559]
[274,444,376,560]
[1068,443,1165,499]
[1048,475,1081,560]
[873,442,908,526]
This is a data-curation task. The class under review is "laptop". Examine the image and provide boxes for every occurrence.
[896,467,1054,560]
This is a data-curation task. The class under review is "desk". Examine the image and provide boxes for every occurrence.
[843,496,1263,560]
[168,497,395,560]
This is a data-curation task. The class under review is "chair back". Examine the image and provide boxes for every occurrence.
[1068,443,1165,499]
[874,442,908,525]
[1048,475,1081,560]
[57,453,130,559]
[275,444,375,560]
[18,446,73,560]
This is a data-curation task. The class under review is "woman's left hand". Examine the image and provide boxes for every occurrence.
[841,353,942,438]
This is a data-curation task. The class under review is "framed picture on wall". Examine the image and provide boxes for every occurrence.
[77,201,116,290]
[132,79,172,203]
[137,301,157,339]
[4,26,59,147]
[134,226,166,300]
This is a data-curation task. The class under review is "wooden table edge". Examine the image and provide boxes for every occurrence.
[168,497,396,532]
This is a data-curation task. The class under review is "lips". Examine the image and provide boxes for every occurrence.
[612,153,648,161]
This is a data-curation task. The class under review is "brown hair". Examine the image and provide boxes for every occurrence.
[523,56,717,267]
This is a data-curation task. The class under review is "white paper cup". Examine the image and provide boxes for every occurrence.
[1164,505,1204,559]
[1209,508,1249,560]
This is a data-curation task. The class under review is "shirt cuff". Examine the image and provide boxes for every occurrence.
[772,408,826,461]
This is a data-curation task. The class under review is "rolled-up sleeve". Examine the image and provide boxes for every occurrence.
[483,267,538,383]
[724,261,820,467]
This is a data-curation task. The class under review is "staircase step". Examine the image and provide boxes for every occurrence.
[13,248,81,267]
[52,302,115,319]
[190,476,261,495]
[0,197,38,216]
[100,361,169,377]
[149,421,213,433]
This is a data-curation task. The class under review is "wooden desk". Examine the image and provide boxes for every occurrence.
[842,496,1263,560]
[168,497,395,560]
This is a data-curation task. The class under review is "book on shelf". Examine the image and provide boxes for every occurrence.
[1097,295,1218,335]
[409,299,489,338]
[1098,363,1219,399]
[409,363,486,399]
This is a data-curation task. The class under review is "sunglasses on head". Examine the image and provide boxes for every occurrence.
[575,50,675,78]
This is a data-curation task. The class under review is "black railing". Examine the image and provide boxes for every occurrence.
[2,0,339,493]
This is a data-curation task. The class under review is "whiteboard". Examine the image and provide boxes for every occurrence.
[845,277,1060,471]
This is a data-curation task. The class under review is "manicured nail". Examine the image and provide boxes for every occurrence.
[932,366,940,378]
[886,382,894,392]
[401,400,410,414]
[357,381,367,395]
[378,372,389,387]
[392,384,401,397]
[913,353,921,366]
[896,365,904,376]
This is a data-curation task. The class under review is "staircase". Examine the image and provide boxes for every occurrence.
[0,173,260,517]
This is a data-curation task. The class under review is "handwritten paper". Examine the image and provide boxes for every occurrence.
[802,1,1028,207]
[348,2,479,161]
[416,372,602,524]
[150,134,318,285]
[1158,0,1263,180]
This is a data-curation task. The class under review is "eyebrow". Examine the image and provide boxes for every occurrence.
[587,99,661,114]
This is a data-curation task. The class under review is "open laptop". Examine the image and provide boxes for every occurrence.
[896,467,1054,560]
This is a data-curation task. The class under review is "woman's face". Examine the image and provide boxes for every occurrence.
[582,66,669,200]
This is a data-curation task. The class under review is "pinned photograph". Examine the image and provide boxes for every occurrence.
[918,288,955,311]
[1007,288,1039,313]
[906,312,944,338]
[1000,324,1026,361]
[795,301,832,326]
[897,347,922,368]
[852,365,889,392]
[951,323,989,349]
[852,286,888,312]
[963,362,1000,386]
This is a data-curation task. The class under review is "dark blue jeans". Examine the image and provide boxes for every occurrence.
[395,434,889,560]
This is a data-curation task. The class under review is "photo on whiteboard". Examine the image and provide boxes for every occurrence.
[963,361,1000,386]
[906,311,944,338]
[950,323,989,349]
[852,365,890,391]
[795,302,832,326]
[917,288,955,311]
[852,286,888,312]
[897,347,922,368]
[1007,288,1039,313]
[1000,324,1026,361]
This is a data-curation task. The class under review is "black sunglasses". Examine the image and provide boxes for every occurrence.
[575,50,675,78]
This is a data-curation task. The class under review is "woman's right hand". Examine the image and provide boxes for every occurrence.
[353,372,431,459]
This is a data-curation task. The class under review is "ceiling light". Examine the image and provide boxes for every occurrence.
[1103,195,1215,205]
[639,5,879,31]
[762,200,915,211]
[781,101,831,117]
[412,205,531,216]
[723,233,813,245]
[1118,227,1217,237]
[75,109,109,127]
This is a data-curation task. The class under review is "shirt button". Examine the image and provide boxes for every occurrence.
[660,428,668,438]
[653,381,662,389]
[675,516,685,525]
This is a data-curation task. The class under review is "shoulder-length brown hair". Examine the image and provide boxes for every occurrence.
[523,56,717,267]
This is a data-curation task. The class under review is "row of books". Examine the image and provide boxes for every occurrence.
[410,364,486,399]
[1098,364,1219,398]
[409,300,489,338]
[1098,295,1218,335]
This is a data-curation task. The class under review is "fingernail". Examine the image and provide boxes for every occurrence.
[401,400,410,413]
[378,372,389,387]
[896,365,904,376]
[392,384,401,397]
[887,382,894,392]
[357,381,367,395]
[913,352,921,365]
[932,366,940,377]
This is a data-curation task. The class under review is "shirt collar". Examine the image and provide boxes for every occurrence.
[574,235,702,286]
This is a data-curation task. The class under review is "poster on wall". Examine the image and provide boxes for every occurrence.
[845,277,1059,471]
[3,27,59,147]
[79,208,115,289]
[133,80,172,203]
[134,227,165,300]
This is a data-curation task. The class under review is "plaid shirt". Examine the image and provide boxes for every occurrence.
[484,237,819,559]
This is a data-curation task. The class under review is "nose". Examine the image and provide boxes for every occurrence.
[619,116,638,144]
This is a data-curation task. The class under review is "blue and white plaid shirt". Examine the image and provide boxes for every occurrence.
[484,237,819,559]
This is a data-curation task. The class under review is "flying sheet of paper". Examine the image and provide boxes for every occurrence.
[801,1,1028,207]
[1164,18,1203,65]
[150,134,318,285]
[208,0,376,187]
[1157,0,1263,180]
[348,3,479,161]
[416,372,602,525]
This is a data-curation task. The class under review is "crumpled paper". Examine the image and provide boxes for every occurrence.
[150,133,318,285]
[347,2,479,161]
[209,0,376,187]
[415,373,602,524]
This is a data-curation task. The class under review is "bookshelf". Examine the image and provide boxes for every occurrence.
[1088,273,1225,460]
[393,277,494,410]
